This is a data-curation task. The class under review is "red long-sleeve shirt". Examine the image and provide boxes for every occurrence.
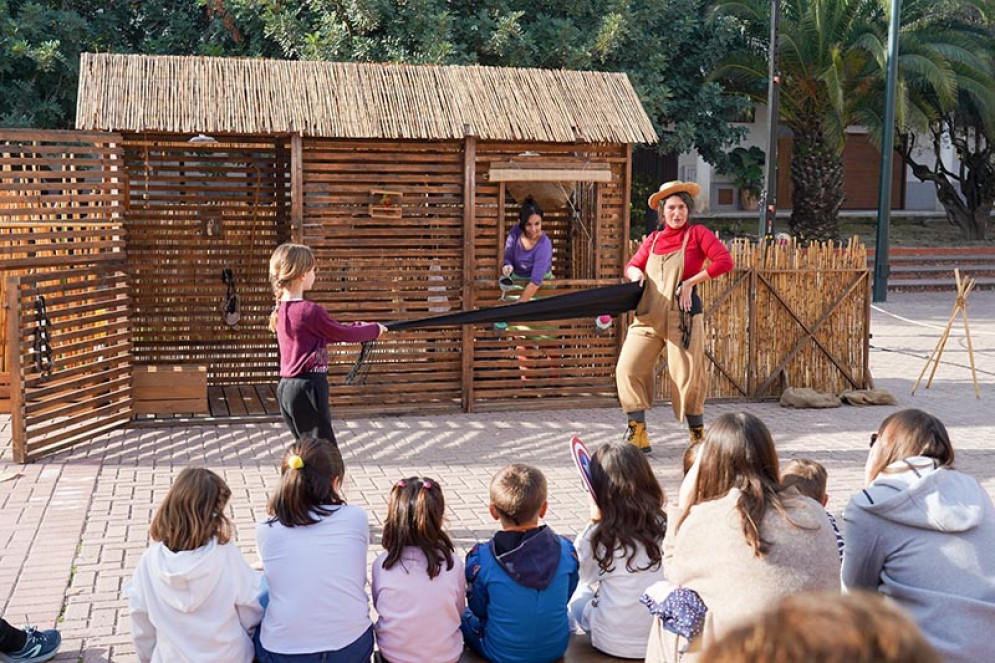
[276,300,380,378]
[626,224,734,280]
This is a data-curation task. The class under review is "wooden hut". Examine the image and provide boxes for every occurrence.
[75,53,654,421]
[1,53,872,462]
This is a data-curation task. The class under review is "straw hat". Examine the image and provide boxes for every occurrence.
[648,180,701,210]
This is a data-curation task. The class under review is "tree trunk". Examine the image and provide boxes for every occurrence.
[788,122,844,243]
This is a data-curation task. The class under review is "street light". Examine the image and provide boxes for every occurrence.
[759,0,781,241]
[873,0,903,302]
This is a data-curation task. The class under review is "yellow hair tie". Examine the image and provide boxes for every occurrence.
[288,454,304,470]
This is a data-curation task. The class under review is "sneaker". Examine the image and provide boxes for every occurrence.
[623,420,652,454]
[0,627,61,663]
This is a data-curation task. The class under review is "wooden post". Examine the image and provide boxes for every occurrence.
[6,277,26,463]
[863,270,873,388]
[461,126,477,412]
[616,144,633,359]
[290,133,303,243]
[275,138,290,245]
[747,269,758,398]
[496,182,505,276]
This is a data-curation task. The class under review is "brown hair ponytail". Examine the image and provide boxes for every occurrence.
[381,476,455,579]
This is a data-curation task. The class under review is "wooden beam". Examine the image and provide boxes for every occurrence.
[496,181,505,278]
[461,128,477,412]
[616,144,633,362]
[290,133,303,243]
[489,164,613,183]
[5,277,26,463]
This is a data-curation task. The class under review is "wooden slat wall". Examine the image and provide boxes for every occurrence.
[0,129,126,413]
[6,267,132,462]
[470,143,629,409]
[122,134,289,385]
[302,138,466,414]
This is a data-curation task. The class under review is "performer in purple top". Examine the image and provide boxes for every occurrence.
[502,197,553,303]
[268,243,386,444]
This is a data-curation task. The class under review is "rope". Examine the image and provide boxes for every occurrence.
[344,339,379,386]
[871,304,995,337]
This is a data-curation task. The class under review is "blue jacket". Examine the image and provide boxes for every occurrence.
[464,526,579,663]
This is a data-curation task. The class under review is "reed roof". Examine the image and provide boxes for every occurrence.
[76,53,658,144]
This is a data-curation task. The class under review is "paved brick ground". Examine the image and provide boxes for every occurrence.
[1,290,992,662]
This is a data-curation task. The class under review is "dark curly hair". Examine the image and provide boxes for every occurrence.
[588,441,667,573]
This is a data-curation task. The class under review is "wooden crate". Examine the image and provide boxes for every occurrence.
[133,365,208,415]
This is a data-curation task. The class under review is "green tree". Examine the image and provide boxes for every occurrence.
[234,0,751,166]
[713,0,882,242]
[890,1,995,240]
[713,0,990,242]
[0,0,280,128]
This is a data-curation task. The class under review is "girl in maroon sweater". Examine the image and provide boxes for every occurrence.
[268,243,386,444]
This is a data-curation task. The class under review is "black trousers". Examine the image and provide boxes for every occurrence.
[276,373,337,445]
[0,618,26,653]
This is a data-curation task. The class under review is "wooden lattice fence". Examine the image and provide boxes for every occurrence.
[646,236,872,401]
[122,134,288,386]
[0,129,131,461]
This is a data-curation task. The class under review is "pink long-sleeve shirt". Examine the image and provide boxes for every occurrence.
[276,300,380,378]
[626,224,734,280]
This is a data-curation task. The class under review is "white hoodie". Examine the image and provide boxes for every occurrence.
[126,537,263,663]
[842,457,995,663]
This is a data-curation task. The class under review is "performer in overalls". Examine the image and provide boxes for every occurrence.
[616,181,734,454]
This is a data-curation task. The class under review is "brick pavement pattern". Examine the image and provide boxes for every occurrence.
[1,290,993,662]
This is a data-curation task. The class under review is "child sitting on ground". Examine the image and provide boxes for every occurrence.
[461,463,579,663]
[780,458,844,558]
[255,438,373,663]
[569,442,668,659]
[373,477,465,663]
[127,467,263,662]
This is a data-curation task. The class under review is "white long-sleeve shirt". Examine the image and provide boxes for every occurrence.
[569,522,666,659]
[256,505,372,654]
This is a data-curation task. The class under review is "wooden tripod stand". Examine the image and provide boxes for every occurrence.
[912,269,981,398]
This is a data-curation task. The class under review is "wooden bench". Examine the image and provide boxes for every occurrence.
[457,633,637,662]
[133,364,208,416]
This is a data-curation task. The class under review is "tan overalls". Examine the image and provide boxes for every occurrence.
[616,229,706,422]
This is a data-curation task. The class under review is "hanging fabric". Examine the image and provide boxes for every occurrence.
[345,281,643,384]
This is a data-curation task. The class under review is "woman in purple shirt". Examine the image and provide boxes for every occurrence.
[502,197,553,303]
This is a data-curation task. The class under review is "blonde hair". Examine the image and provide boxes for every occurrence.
[781,458,828,502]
[150,467,234,553]
[489,463,547,526]
[268,243,316,332]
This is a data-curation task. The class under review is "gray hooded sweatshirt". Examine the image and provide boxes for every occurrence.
[842,456,995,663]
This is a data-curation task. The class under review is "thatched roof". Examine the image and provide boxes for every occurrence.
[76,53,657,144]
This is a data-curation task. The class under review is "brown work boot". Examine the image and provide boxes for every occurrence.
[623,420,652,454]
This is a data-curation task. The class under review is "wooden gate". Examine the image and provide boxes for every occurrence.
[6,268,132,462]
[1,129,131,462]
[655,239,871,402]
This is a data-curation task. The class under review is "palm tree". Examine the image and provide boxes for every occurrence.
[712,0,991,242]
